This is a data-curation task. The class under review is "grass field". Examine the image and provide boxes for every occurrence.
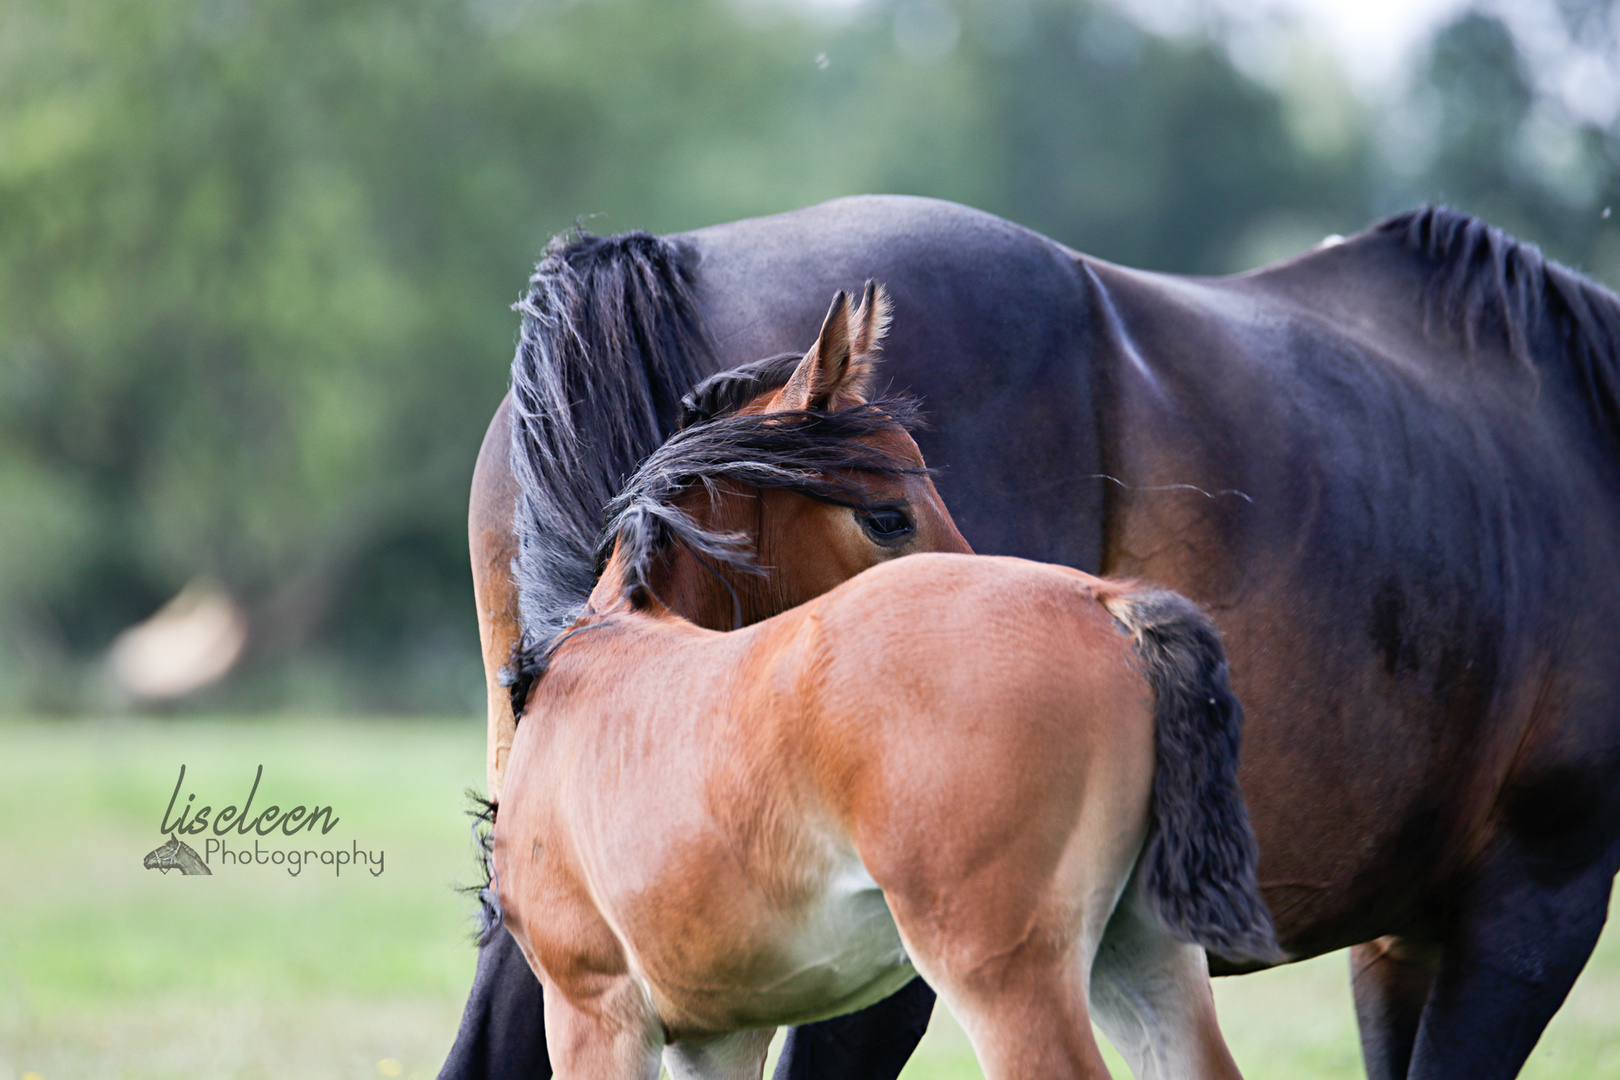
[1,717,1616,1079]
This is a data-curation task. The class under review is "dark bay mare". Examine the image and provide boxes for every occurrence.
[492,289,1277,1078]
[450,198,1620,1080]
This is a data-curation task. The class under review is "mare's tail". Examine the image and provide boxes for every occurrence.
[507,230,713,708]
[1103,589,1283,966]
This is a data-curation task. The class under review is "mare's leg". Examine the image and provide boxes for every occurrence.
[1089,892,1244,1080]
[439,928,550,1080]
[664,1030,775,1080]
[769,978,935,1080]
[1348,936,1439,1080]
[469,393,522,802]
[1403,834,1620,1080]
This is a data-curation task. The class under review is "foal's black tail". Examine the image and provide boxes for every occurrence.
[1104,589,1284,966]
[507,229,714,708]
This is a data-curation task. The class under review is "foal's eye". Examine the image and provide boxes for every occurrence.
[858,507,915,547]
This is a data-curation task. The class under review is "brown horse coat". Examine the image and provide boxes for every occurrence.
[498,557,1155,1073]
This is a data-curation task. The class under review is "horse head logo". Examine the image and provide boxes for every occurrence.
[143,834,212,875]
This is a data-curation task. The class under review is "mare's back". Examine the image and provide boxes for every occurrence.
[1085,217,1620,875]
[1094,222,1620,629]
[677,196,1111,569]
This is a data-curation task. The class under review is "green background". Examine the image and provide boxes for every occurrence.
[4,717,1619,1079]
[3,0,1619,712]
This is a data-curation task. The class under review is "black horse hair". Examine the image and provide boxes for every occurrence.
[599,395,926,611]
[510,396,927,701]
[460,791,502,945]
[507,229,714,672]
[678,352,805,427]
[1105,589,1282,966]
[1383,205,1620,457]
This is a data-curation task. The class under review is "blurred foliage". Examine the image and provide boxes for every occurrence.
[0,0,1616,713]
[1399,6,1620,268]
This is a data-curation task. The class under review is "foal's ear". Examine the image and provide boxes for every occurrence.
[778,281,890,411]
[848,279,891,370]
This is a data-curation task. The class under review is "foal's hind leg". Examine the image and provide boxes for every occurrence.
[1088,889,1243,1080]
[913,942,1113,1080]
[882,873,1123,1079]
[877,845,1130,1076]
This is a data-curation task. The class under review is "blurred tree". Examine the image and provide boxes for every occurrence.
[0,0,1609,713]
[1396,0,1620,284]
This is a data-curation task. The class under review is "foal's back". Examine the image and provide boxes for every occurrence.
[777,551,1154,840]
[780,554,1158,935]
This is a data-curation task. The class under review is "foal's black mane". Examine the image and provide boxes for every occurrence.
[599,395,925,612]
[677,352,804,427]
[1381,205,1620,452]
[510,396,924,710]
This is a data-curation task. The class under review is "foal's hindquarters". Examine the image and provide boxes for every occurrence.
[496,555,1262,1080]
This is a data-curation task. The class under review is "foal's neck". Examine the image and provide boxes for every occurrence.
[583,551,656,620]
[583,546,707,629]
[586,532,760,633]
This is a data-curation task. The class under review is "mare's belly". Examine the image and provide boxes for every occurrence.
[642,852,916,1036]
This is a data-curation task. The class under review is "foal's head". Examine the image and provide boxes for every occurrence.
[588,282,971,629]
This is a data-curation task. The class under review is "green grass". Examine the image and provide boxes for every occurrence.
[2,717,1617,1079]
[896,914,1620,1080]
[0,716,486,1080]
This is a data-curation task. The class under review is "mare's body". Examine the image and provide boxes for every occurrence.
[452,198,1620,1080]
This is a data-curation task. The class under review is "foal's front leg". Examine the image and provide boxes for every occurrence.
[542,977,663,1080]
[663,1029,776,1080]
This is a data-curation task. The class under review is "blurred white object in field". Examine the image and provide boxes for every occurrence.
[106,580,247,701]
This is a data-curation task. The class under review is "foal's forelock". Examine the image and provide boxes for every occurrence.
[678,352,804,428]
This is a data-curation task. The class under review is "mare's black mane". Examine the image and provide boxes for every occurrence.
[1382,205,1620,452]
[505,225,923,714]
[508,229,713,657]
